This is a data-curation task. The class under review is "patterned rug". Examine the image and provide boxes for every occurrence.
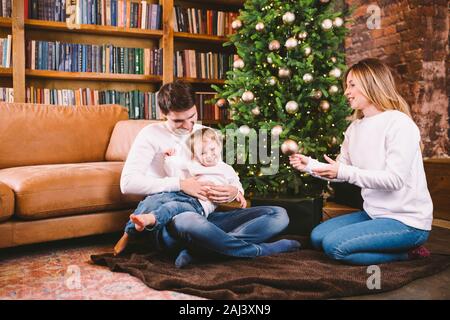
[0,234,202,300]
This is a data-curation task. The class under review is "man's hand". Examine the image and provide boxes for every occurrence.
[235,192,247,208]
[289,153,309,171]
[207,184,239,204]
[180,177,215,201]
[312,155,340,179]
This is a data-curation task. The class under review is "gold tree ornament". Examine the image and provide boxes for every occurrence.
[282,12,296,24]
[303,73,313,83]
[278,67,292,79]
[285,101,299,114]
[231,19,242,30]
[321,19,333,30]
[242,91,255,102]
[255,22,265,32]
[281,139,299,155]
[215,98,227,108]
[271,125,283,136]
[320,100,330,111]
[269,40,281,51]
[285,37,298,50]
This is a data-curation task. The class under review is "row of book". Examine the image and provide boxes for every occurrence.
[26,0,163,30]
[195,92,229,122]
[0,35,12,68]
[0,87,13,102]
[173,6,238,36]
[0,0,11,18]
[26,40,162,75]
[174,50,233,80]
[1,87,229,122]
[26,87,161,120]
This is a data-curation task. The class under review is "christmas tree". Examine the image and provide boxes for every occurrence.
[212,0,352,197]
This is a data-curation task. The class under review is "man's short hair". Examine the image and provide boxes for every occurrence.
[157,80,196,115]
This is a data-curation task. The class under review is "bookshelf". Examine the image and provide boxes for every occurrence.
[6,0,244,124]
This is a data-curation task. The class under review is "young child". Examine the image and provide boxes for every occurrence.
[114,128,246,259]
[129,128,246,232]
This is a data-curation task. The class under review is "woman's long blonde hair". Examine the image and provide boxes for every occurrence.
[343,58,412,120]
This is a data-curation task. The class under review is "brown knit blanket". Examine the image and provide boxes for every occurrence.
[91,234,450,300]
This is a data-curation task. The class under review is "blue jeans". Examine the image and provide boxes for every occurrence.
[150,205,289,257]
[310,211,430,265]
[124,191,204,240]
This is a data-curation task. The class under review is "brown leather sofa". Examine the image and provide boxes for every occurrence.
[0,103,154,249]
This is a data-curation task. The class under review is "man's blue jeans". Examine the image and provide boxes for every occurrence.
[310,211,430,265]
[130,194,289,257]
[124,191,204,239]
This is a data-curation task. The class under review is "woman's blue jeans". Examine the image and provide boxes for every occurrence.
[310,211,430,265]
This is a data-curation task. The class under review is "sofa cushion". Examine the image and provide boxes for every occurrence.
[0,181,14,222]
[105,120,157,161]
[0,162,143,220]
[0,103,129,169]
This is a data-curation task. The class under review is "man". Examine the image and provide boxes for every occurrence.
[115,80,298,268]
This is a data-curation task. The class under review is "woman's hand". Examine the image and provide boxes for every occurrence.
[235,192,247,208]
[207,185,239,204]
[312,155,340,179]
[289,153,309,171]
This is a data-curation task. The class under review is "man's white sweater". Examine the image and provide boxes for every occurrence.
[305,110,433,231]
[120,122,205,195]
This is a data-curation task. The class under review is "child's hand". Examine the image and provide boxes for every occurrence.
[164,148,176,157]
[236,192,247,208]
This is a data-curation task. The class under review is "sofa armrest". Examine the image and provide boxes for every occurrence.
[0,181,14,222]
[105,120,160,161]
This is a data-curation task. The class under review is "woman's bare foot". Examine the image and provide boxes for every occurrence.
[113,233,129,256]
[130,213,156,232]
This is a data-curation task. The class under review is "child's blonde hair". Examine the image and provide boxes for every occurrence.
[344,58,412,120]
[188,128,223,160]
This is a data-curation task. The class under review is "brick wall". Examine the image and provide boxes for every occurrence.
[344,0,449,157]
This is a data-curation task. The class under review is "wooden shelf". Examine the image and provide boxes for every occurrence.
[25,19,163,39]
[177,77,225,85]
[0,17,12,28]
[200,119,230,125]
[174,32,229,43]
[0,68,12,76]
[26,69,162,83]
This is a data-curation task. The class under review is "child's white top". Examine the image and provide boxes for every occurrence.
[164,156,244,216]
[305,110,433,231]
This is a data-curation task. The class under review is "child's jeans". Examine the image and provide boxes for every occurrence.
[124,191,204,243]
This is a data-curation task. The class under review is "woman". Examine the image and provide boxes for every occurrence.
[289,58,433,265]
